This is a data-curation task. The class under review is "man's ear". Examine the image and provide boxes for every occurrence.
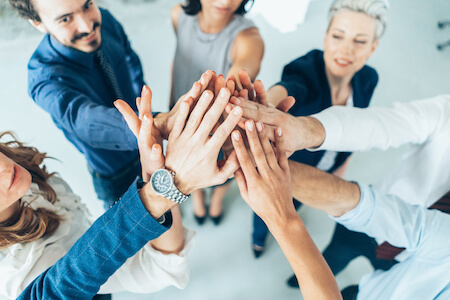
[28,19,47,33]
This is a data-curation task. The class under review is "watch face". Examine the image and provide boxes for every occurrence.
[151,169,172,194]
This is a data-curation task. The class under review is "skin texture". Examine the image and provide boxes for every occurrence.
[29,0,102,53]
[116,86,185,255]
[0,153,32,223]
[231,122,342,300]
[165,87,243,195]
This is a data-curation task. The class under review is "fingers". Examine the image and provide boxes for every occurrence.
[206,71,217,93]
[196,88,230,137]
[274,127,289,172]
[231,130,258,179]
[238,69,254,101]
[139,114,155,147]
[276,96,296,112]
[244,120,269,173]
[139,85,153,121]
[254,80,268,106]
[150,143,165,170]
[171,99,191,139]
[255,121,278,170]
[184,90,215,136]
[215,74,226,96]
[114,99,140,136]
[234,168,248,200]
[206,95,242,147]
[217,150,240,184]
[226,76,236,95]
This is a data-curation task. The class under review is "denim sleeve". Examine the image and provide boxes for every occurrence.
[18,179,171,300]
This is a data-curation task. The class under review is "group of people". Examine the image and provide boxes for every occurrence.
[0,0,448,299]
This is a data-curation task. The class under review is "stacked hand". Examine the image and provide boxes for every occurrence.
[115,85,164,182]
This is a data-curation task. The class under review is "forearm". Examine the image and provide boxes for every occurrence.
[150,205,185,255]
[267,215,341,300]
[19,180,171,299]
[313,97,450,152]
[266,85,289,107]
[289,160,360,217]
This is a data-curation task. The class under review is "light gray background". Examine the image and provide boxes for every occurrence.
[0,0,449,299]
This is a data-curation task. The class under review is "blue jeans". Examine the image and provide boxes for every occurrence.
[89,158,141,209]
[252,200,398,275]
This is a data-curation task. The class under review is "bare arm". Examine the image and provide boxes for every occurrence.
[289,159,360,217]
[227,28,264,84]
[266,84,289,107]
[231,121,341,300]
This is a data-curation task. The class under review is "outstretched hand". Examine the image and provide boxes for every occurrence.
[231,120,296,224]
[165,88,243,195]
[115,86,164,181]
[155,70,216,139]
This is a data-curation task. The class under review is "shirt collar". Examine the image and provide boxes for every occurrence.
[49,34,97,69]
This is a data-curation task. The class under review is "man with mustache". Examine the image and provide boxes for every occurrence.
[9,0,176,208]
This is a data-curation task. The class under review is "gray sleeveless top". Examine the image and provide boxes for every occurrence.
[172,10,256,102]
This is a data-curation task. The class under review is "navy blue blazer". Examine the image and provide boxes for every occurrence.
[28,9,145,175]
[277,49,378,172]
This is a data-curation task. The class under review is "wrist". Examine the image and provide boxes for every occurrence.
[265,212,304,237]
[297,116,326,150]
[139,183,175,219]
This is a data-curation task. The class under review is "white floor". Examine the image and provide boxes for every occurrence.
[1,0,450,299]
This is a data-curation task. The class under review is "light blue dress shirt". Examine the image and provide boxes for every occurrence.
[334,183,450,299]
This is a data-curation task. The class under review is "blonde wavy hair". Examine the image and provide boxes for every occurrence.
[0,132,61,249]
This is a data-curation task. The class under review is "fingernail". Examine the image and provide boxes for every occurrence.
[153,144,158,151]
[233,131,240,141]
[141,85,147,95]
[113,101,118,107]
[234,97,241,104]
[277,127,282,136]
[143,114,149,123]
[246,121,254,131]
[256,122,263,132]
[233,106,242,116]
[220,88,228,97]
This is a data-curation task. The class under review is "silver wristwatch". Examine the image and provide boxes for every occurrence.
[150,169,189,204]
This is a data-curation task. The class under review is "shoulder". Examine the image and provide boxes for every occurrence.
[355,64,379,91]
[284,50,323,72]
[233,26,263,50]
[281,50,323,84]
[171,4,183,31]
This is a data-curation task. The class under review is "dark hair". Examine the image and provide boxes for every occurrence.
[183,0,254,16]
[8,0,41,22]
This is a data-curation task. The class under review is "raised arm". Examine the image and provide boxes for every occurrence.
[231,121,341,300]
[227,28,264,84]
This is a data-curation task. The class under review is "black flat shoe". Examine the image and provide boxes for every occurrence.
[286,274,299,288]
[194,214,207,225]
[252,244,265,258]
[210,214,223,226]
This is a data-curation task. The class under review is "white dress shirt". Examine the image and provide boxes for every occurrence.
[314,95,450,207]
[0,177,194,299]
[311,95,450,298]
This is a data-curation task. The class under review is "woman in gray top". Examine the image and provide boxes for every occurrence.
[170,0,264,225]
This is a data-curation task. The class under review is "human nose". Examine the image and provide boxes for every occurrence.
[0,158,13,189]
[339,39,353,56]
[75,14,93,33]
